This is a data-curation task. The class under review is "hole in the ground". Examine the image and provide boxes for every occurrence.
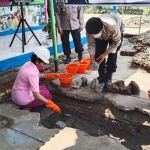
[32,105,150,150]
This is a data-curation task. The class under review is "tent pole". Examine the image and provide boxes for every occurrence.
[138,16,142,35]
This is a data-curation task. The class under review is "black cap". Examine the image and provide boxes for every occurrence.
[85,17,103,34]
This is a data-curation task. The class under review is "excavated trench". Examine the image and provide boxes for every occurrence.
[1,36,150,149]
[1,72,150,150]
[35,85,150,150]
[1,67,150,150]
[39,102,150,150]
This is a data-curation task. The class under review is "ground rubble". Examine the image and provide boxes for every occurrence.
[43,75,150,127]
[0,102,129,150]
[127,30,150,72]
[1,49,150,126]
[1,39,150,149]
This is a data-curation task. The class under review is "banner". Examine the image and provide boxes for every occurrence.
[0,5,46,32]
[31,0,45,4]
[0,0,44,7]
[0,0,10,6]
[64,0,150,5]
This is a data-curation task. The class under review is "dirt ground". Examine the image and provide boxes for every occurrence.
[36,34,150,150]
[1,33,150,150]
[31,103,150,150]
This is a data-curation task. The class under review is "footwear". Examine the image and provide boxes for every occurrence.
[97,76,105,83]
[64,58,71,64]
[105,72,113,84]
[105,78,112,84]
[78,53,82,61]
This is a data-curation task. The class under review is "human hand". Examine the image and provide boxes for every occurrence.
[46,100,61,114]
[45,73,58,79]
[90,55,95,64]
[96,54,105,65]
[79,25,83,32]
[58,27,63,35]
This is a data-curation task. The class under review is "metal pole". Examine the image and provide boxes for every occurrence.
[122,6,124,21]
[49,0,59,72]
[113,6,117,14]
[138,16,142,35]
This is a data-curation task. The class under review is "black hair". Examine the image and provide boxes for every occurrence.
[85,17,103,34]
[31,53,44,64]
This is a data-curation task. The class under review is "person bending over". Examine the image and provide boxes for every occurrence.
[85,14,124,84]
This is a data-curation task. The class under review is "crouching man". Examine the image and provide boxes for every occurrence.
[85,14,124,84]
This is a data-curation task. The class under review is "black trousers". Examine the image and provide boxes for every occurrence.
[95,33,123,76]
[61,29,84,57]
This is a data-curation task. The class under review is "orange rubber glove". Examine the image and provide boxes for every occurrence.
[46,100,61,114]
[45,73,58,79]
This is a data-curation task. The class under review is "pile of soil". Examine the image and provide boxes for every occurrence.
[127,30,150,71]
[131,53,150,72]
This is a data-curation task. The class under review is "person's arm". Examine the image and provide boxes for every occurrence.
[33,92,61,113]
[86,33,96,63]
[55,6,63,35]
[96,50,110,65]
[39,74,46,79]
[29,74,47,103]
[97,26,121,65]
[33,92,48,103]
[107,25,121,53]
[77,6,84,31]
[30,74,61,113]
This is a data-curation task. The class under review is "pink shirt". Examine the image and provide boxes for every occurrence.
[11,62,40,105]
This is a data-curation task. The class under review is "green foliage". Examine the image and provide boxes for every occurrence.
[117,8,143,15]
[42,21,51,33]
[83,6,150,15]
[83,6,112,14]
[143,8,149,16]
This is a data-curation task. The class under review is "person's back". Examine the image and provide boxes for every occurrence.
[11,61,39,105]
[99,14,124,33]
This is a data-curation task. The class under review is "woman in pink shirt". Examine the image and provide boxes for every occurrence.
[11,47,61,114]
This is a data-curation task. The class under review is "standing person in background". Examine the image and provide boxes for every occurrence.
[85,14,124,85]
[25,9,33,27]
[41,13,45,25]
[55,6,84,64]
[34,5,42,26]
[11,47,61,114]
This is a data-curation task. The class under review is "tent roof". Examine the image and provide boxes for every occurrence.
[64,0,150,6]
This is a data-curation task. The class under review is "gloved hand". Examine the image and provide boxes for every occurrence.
[45,73,58,79]
[46,100,61,114]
